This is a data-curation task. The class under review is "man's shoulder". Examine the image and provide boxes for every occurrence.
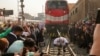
[6,33,14,37]
[6,33,16,39]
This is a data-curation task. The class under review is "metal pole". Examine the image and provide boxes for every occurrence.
[17,0,21,24]
[17,0,19,18]
[20,0,25,25]
[3,8,5,23]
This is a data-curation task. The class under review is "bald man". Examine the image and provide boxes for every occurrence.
[90,8,100,56]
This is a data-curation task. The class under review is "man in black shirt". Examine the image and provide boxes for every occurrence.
[6,26,23,51]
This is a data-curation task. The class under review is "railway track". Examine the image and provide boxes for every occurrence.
[42,38,76,56]
[49,47,72,56]
[43,30,76,56]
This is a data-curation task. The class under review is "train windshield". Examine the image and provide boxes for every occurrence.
[47,1,67,9]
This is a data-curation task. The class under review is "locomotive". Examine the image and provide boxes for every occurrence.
[45,0,69,37]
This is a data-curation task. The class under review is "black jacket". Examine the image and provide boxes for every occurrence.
[2,53,14,56]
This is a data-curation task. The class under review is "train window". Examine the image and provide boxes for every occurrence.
[47,1,67,9]
[47,1,57,9]
[59,1,67,9]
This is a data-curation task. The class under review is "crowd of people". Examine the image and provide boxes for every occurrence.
[0,21,48,56]
[68,18,96,53]
[0,18,96,56]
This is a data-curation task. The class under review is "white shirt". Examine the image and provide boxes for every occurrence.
[53,37,69,46]
[22,32,30,37]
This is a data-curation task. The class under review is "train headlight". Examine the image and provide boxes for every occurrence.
[64,11,66,13]
[49,11,51,13]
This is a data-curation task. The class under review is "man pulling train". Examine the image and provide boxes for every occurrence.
[53,30,69,55]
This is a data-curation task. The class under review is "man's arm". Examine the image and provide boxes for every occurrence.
[0,24,13,38]
[90,8,100,56]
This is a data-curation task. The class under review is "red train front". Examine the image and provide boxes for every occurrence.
[45,0,69,37]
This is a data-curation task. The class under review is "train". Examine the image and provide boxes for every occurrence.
[45,0,69,37]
